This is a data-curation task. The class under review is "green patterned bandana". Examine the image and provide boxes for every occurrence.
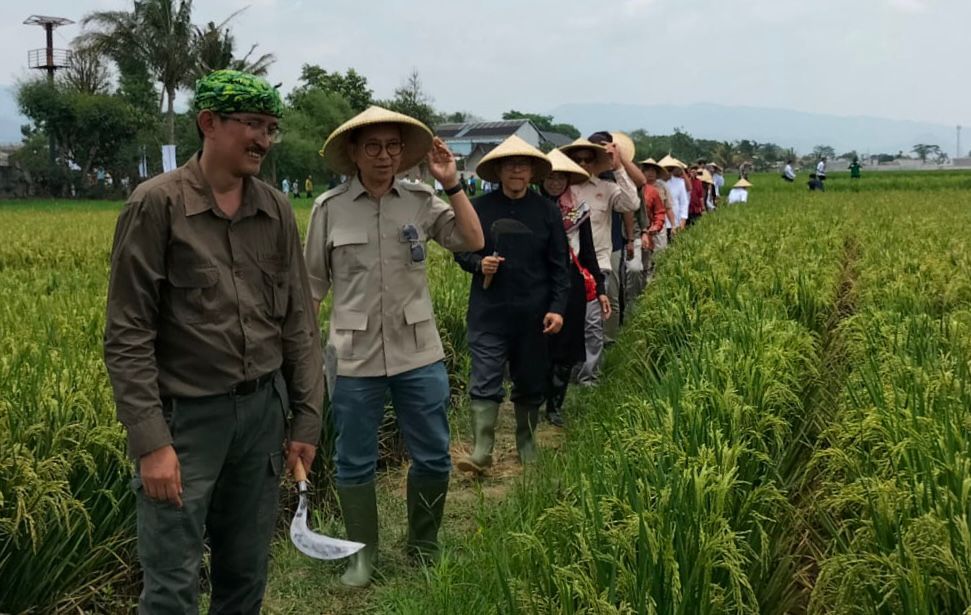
[192,70,284,117]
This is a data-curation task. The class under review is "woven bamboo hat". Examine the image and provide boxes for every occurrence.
[658,154,687,170]
[638,157,670,180]
[319,105,433,175]
[734,178,753,188]
[610,131,636,162]
[475,135,552,183]
[560,138,612,175]
[698,169,714,184]
[545,148,590,185]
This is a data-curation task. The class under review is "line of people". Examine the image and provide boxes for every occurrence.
[103,68,756,610]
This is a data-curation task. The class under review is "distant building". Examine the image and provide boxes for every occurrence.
[435,119,571,174]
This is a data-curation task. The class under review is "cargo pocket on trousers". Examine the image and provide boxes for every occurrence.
[132,476,189,572]
[258,451,284,533]
[404,298,436,352]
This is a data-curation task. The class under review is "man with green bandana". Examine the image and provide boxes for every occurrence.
[104,69,324,613]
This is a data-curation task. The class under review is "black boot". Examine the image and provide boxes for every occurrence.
[406,475,449,562]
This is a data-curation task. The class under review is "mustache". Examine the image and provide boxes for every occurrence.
[247,145,268,156]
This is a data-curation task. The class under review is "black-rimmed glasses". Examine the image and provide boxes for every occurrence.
[363,141,404,158]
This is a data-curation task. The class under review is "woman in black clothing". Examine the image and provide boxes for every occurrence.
[541,149,609,427]
[454,136,570,474]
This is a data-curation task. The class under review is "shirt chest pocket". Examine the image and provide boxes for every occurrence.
[331,230,370,278]
[258,257,290,320]
[404,298,437,352]
[168,265,219,324]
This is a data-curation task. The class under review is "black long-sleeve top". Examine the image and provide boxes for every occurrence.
[455,189,570,331]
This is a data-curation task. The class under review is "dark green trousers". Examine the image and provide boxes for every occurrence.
[134,378,286,614]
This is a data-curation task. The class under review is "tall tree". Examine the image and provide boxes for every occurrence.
[78,0,197,144]
[290,65,373,113]
[189,19,275,83]
[382,69,440,129]
[17,79,139,189]
[911,143,939,164]
[812,144,836,159]
[61,46,112,95]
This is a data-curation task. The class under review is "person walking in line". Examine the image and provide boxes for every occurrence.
[454,136,569,474]
[539,149,608,427]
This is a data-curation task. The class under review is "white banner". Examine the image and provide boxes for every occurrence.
[161,145,177,173]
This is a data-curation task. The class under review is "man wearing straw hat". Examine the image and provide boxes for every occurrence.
[660,155,690,234]
[305,105,484,586]
[637,158,669,281]
[728,178,753,203]
[104,70,324,613]
[454,135,570,474]
[639,158,672,254]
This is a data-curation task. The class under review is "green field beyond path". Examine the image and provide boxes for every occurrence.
[2,171,971,613]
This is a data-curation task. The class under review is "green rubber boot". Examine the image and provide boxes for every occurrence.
[514,402,540,463]
[406,476,449,562]
[337,481,379,587]
[455,399,500,475]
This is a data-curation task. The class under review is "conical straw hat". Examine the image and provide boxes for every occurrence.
[658,154,686,170]
[475,135,552,183]
[544,148,589,185]
[638,157,670,180]
[560,138,612,175]
[734,178,753,188]
[319,105,433,175]
[610,131,636,162]
[698,169,714,184]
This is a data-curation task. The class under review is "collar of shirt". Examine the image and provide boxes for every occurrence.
[181,152,278,220]
[347,174,403,202]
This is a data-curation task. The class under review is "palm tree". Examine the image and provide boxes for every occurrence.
[189,20,276,84]
[78,0,196,145]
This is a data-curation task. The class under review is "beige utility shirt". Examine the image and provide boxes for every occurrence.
[104,154,324,459]
[304,176,472,377]
[570,168,639,272]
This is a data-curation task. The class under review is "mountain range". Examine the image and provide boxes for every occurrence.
[550,102,961,157]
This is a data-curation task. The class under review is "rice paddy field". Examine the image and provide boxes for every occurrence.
[2,170,970,613]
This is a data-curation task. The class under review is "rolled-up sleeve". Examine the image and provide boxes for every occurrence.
[304,200,331,303]
[610,168,639,213]
[281,211,325,445]
[425,195,472,252]
[104,196,169,459]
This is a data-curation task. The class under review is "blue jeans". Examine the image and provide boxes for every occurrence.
[331,361,451,486]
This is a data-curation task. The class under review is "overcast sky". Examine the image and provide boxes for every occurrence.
[1,0,967,128]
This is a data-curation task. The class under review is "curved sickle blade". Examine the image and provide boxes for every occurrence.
[289,491,364,560]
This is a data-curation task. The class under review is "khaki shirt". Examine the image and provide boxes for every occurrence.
[104,154,324,459]
[305,176,472,378]
[570,168,639,272]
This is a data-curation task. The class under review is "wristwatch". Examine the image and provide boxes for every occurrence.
[444,183,463,196]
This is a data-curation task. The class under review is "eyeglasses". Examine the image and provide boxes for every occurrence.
[219,114,283,143]
[401,224,425,263]
[362,141,404,158]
